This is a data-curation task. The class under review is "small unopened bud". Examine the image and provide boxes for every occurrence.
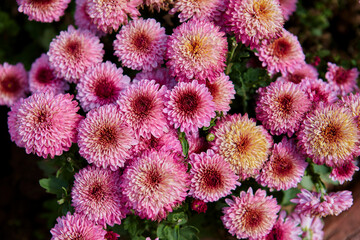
[191,199,207,213]
[206,133,215,142]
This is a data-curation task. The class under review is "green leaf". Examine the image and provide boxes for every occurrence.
[179,226,200,240]
[39,177,68,197]
[123,215,145,237]
[178,131,189,159]
[281,188,301,205]
[167,212,188,226]
[300,175,314,191]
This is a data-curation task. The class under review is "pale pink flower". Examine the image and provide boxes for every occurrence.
[74,0,105,36]
[325,62,359,96]
[7,98,26,148]
[279,0,297,21]
[330,160,359,184]
[278,63,318,84]
[289,213,324,240]
[17,0,71,22]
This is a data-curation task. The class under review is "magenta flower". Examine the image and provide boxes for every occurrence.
[325,62,359,96]
[191,199,208,213]
[166,19,227,83]
[134,67,176,90]
[17,0,71,23]
[77,61,130,112]
[0,62,28,107]
[71,165,127,227]
[330,160,359,184]
[164,81,216,134]
[50,212,106,240]
[222,188,281,239]
[279,0,298,21]
[121,150,189,221]
[7,98,26,148]
[77,104,137,170]
[48,25,104,83]
[278,63,318,84]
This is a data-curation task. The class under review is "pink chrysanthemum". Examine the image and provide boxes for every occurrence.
[74,0,105,36]
[291,189,353,218]
[17,0,71,23]
[188,132,210,155]
[169,0,226,22]
[222,188,281,239]
[86,0,142,33]
[259,211,302,240]
[77,61,130,112]
[257,137,307,191]
[0,62,28,107]
[289,213,324,240]
[134,67,177,90]
[121,150,189,221]
[325,62,359,96]
[50,212,106,240]
[330,160,359,184]
[114,18,167,72]
[77,104,137,170]
[105,231,120,240]
[205,73,235,114]
[278,63,318,84]
[256,29,305,75]
[29,54,69,94]
[9,91,82,158]
[279,0,297,21]
[191,199,208,213]
[71,165,127,227]
[164,81,216,134]
[256,81,311,136]
[48,25,104,83]
[117,79,168,139]
[7,98,26,148]
[189,150,239,202]
[340,92,360,131]
[225,0,284,49]
[210,114,273,179]
[166,19,227,83]
[297,104,360,167]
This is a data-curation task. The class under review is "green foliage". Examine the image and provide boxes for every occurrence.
[178,130,189,159]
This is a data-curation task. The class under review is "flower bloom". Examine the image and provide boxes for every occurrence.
[8,91,82,158]
[325,62,359,96]
[256,81,311,136]
[164,81,216,134]
[121,150,189,221]
[77,104,137,170]
[189,150,239,202]
[134,67,176,90]
[211,113,273,179]
[48,25,104,83]
[222,188,280,239]
[166,19,227,83]
[329,160,359,184]
[71,165,127,227]
[17,0,71,22]
[50,212,106,240]
[0,62,28,107]
[114,18,167,72]
[74,0,105,36]
[225,0,284,49]
[279,0,297,21]
[76,61,130,112]
[340,92,360,131]
[191,199,208,213]
[289,213,324,240]
[278,63,318,84]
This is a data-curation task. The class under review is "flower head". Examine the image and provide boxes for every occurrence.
[114,18,167,72]
[191,199,208,213]
[279,0,297,21]
[340,92,360,131]
[74,0,105,36]
[289,213,324,240]
[278,63,318,84]
[17,0,71,22]
[329,160,359,184]
[8,98,26,148]
[134,67,176,90]
[325,62,359,96]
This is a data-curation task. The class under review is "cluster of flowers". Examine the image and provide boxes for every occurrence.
[1,0,359,239]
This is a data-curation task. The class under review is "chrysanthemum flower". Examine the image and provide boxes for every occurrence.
[325,62,359,96]
[211,113,273,179]
[256,81,311,136]
[164,81,216,134]
[9,91,82,158]
[17,0,71,23]
[121,150,189,221]
[279,0,297,21]
[225,0,284,49]
[48,25,104,83]
[169,0,226,22]
[205,73,235,114]
[117,79,168,139]
[71,165,127,227]
[191,199,208,213]
[134,67,176,90]
[113,18,167,72]
[50,212,107,240]
[291,189,353,217]
[340,92,360,131]
[278,63,318,84]
[189,150,239,202]
[297,104,360,167]
[188,132,210,156]
[289,213,324,240]
[86,0,142,33]
[166,19,227,83]
[105,231,120,240]
[74,0,105,36]
[0,62,28,107]
[77,104,137,170]
[256,29,305,75]
[257,137,307,191]
[7,98,26,148]
[330,160,359,184]
[29,54,69,94]
[77,61,130,112]
[222,188,281,239]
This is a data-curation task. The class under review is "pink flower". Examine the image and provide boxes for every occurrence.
[17,0,71,22]
[277,63,318,84]
[134,67,176,90]
[325,62,359,96]
[7,98,26,148]
[222,188,281,239]
[74,0,105,36]
[188,132,210,156]
[191,199,208,213]
[279,0,298,21]
[48,25,104,83]
[77,61,130,112]
[77,104,137,170]
[289,213,324,240]
[164,81,216,134]
[105,231,120,240]
[340,92,360,133]
[0,62,28,107]
[330,160,359,184]
[114,18,167,72]
[166,19,227,83]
